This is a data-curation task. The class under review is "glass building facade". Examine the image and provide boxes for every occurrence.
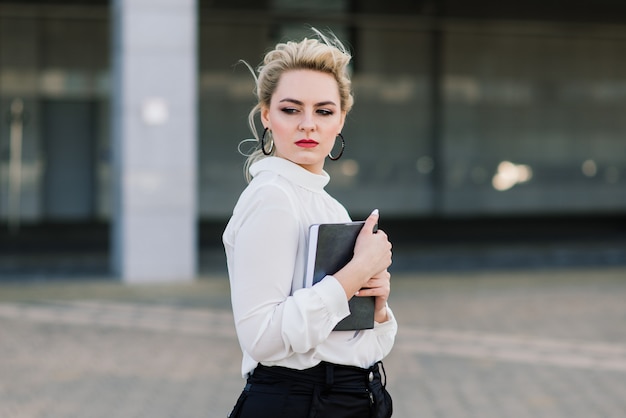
[1,0,625,229]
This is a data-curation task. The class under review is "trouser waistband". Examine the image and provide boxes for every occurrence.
[251,361,386,391]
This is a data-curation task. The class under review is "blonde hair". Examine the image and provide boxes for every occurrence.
[239,29,354,182]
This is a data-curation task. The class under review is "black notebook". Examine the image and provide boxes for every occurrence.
[305,221,376,331]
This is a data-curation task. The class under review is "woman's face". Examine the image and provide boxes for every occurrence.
[261,69,346,174]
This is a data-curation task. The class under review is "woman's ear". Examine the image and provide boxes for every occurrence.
[261,106,270,128]
[338,110,347,131]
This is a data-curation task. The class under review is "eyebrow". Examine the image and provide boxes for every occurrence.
[279,98,338,107]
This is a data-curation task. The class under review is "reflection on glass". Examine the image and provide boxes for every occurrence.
[492,161,533,191]
[582,159,597,177]
[326,159,359,188]
[339,159,359,177]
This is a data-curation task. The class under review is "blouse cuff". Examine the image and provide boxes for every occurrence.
[312,275,351,322]
[374,305,397,334]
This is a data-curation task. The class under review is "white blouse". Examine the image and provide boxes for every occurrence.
[223,157,397,377]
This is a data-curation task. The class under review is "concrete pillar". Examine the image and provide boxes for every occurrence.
[111,0,197,282]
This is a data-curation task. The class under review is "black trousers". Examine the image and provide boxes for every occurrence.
[227,361,393,418]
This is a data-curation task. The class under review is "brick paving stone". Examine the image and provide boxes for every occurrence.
[0,267,625,418]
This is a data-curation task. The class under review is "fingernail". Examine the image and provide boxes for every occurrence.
[371,209,379,216]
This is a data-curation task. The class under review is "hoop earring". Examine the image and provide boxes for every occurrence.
[261,128,274,156]
[328,133,345,161]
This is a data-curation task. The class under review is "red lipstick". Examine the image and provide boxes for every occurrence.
[295,139,318,148]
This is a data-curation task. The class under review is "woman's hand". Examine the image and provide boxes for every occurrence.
[333,210,393,304]
[351,209,392,283]
[356,269,391,323]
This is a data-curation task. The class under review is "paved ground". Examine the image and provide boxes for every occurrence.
[0,267,625,418]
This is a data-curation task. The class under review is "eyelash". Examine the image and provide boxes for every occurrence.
[280,107,334,116]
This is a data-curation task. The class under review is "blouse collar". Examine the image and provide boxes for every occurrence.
[250,157,330,192]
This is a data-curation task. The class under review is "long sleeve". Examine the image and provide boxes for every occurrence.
[228,185,351,362]
[223,157,397,377]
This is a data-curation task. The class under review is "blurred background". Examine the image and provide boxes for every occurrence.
[0,0,625,279]
[1,3,625,417]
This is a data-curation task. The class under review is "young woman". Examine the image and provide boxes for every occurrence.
[223,30,397,418]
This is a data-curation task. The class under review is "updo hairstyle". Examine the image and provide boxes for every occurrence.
[240,29,354,181]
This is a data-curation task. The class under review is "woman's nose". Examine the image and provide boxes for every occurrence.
[299,112,315,131]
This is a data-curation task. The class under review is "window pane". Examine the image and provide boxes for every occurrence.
[442,24,626,214]
[332,27,433,216]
